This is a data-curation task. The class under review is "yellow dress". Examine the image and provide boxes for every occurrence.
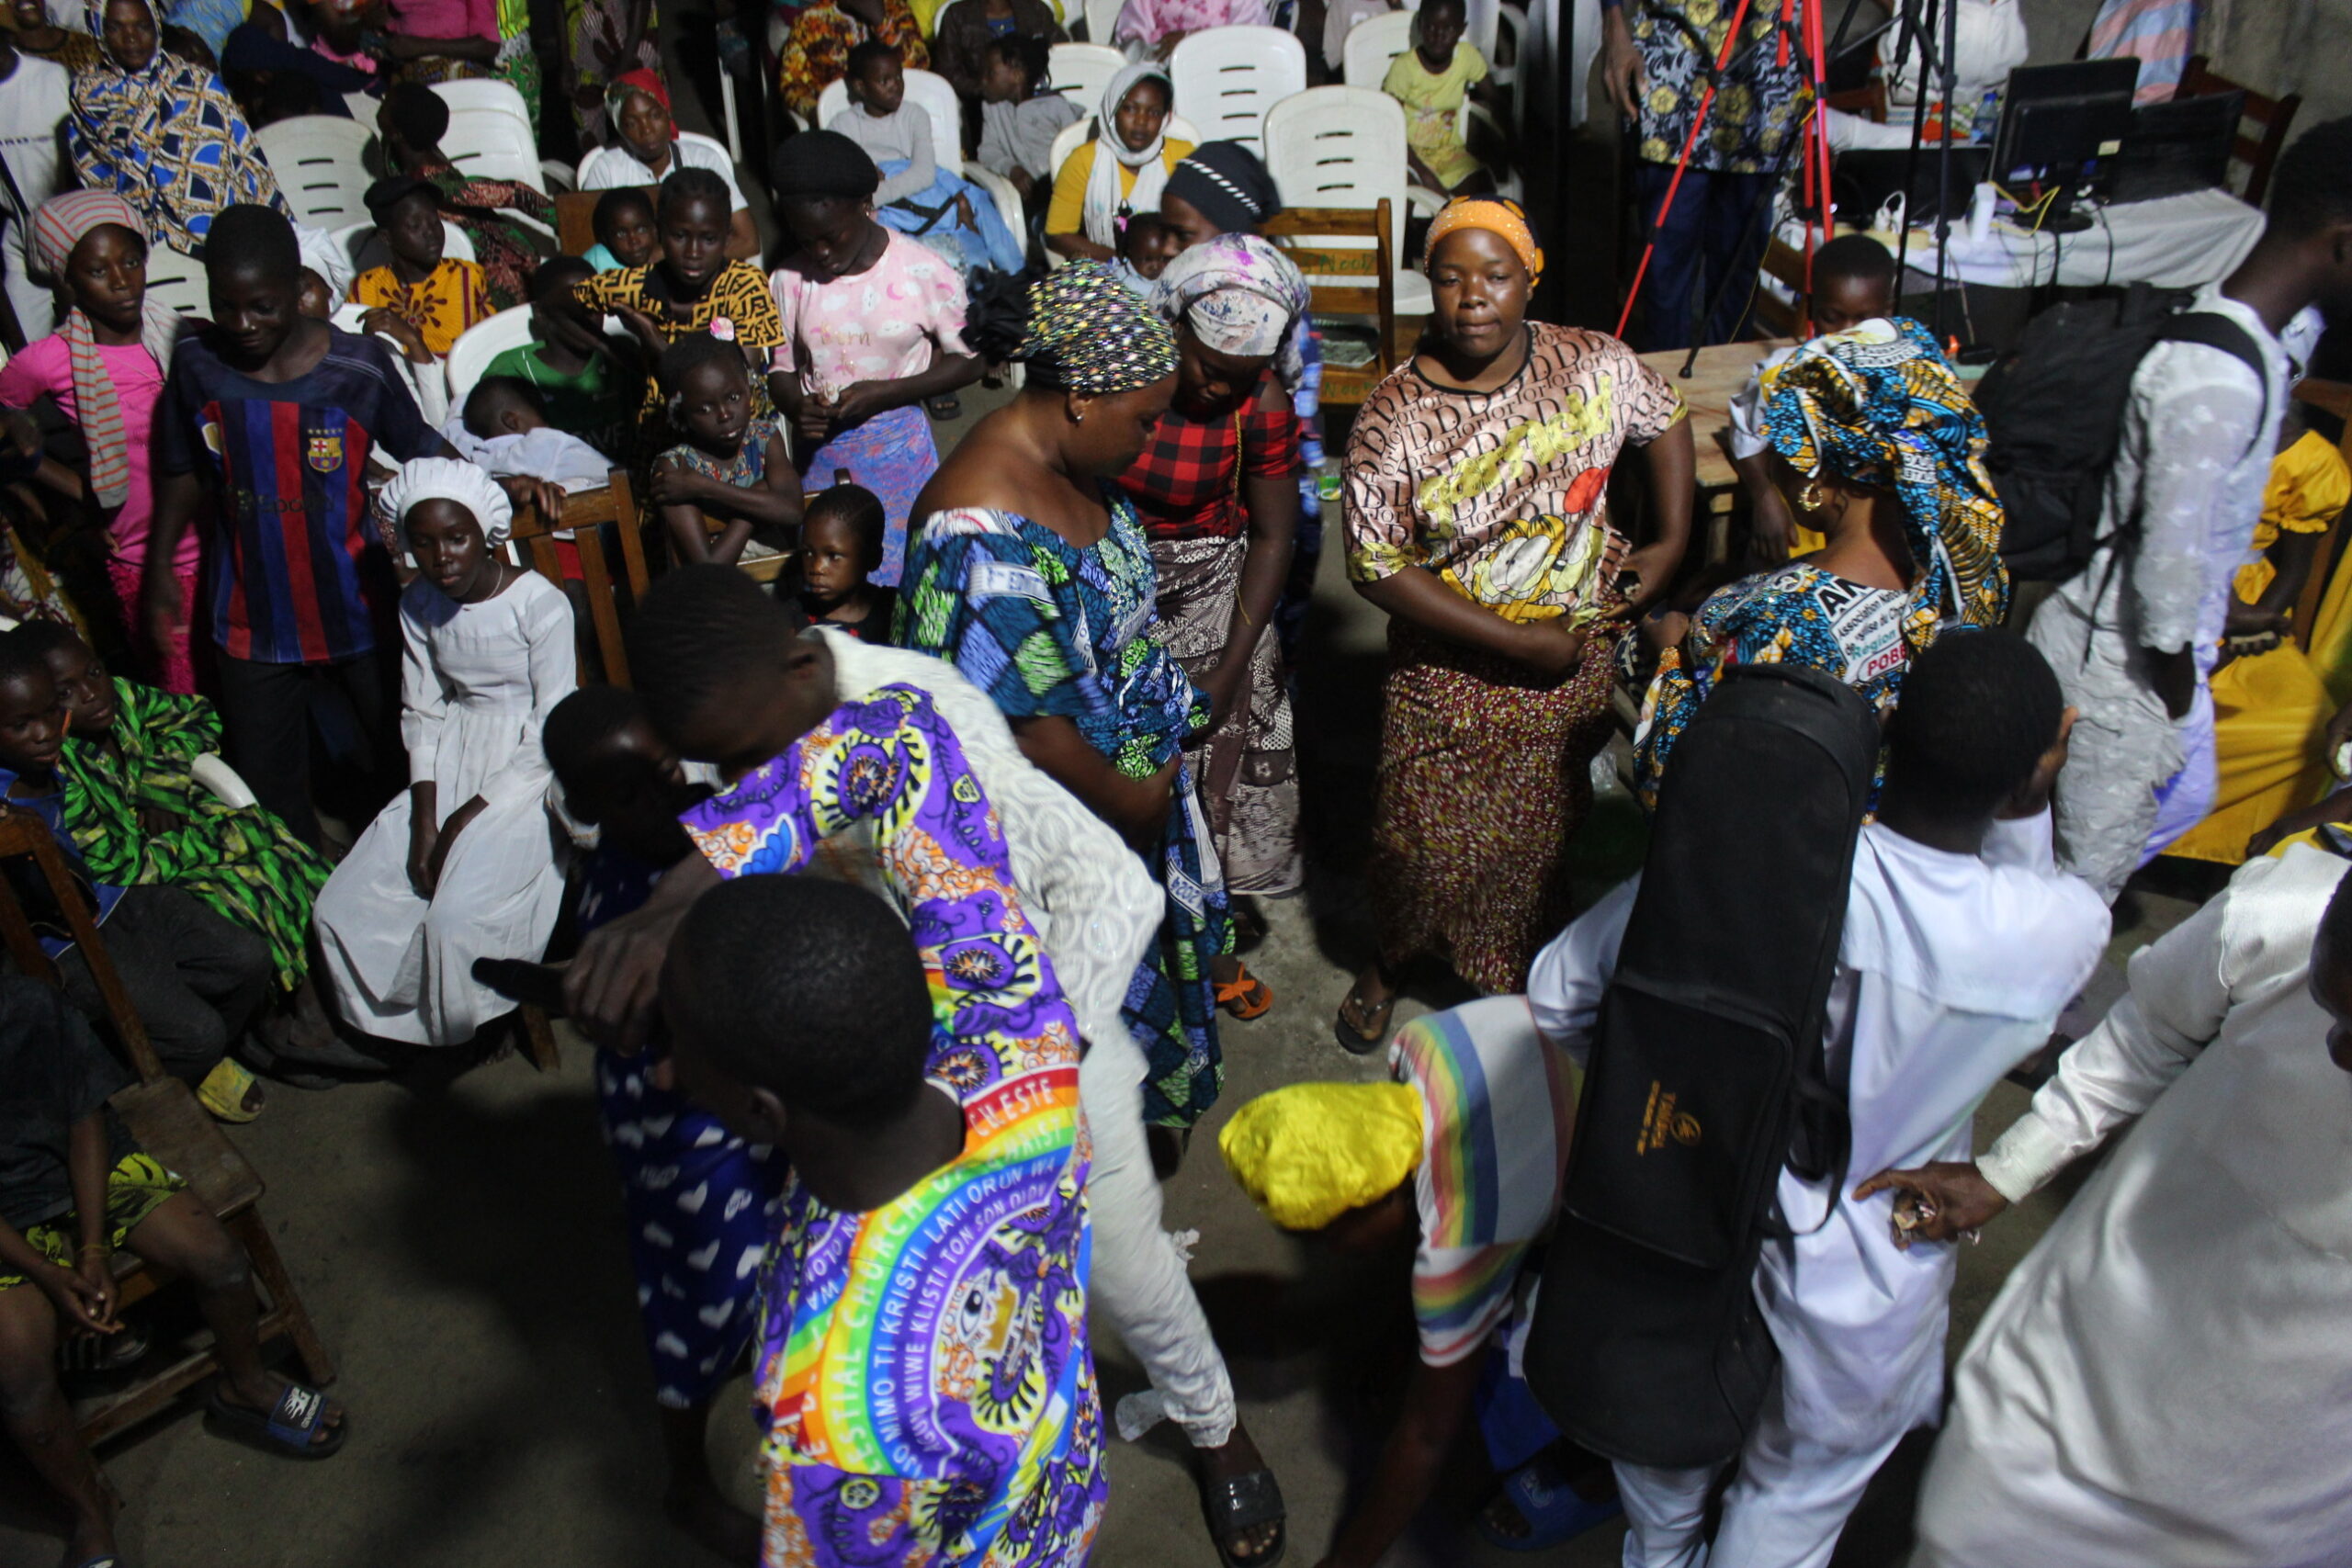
[1382,42,1488,193]
[350,259,493,358]
[2168,430,2352,863]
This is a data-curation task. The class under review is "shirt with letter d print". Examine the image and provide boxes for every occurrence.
[156,326,439,665]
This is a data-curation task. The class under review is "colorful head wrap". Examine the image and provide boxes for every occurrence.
[381,457,514,549]
[606,66,673,121]
[1161,141,1283,237]
[1016,262,1178,396]
[1150,232,1308,381]
[1759,316,2009,632]
[1422,196,1544,283]
[1218,1081,1424,1231]
[29,190,183,512]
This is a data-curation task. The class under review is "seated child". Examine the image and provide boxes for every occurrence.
[584,186,662,276]
[376,81,554,311]
[540,685,775,1559]
[799,482,891,641]
[311,459,578,1048]
[828,41,1026,276]
[24,622,337,1055]
[977,33,1082,208]
[1383,0,1498,197]
[0,632,274,1119]
[451,378,613,497]
[0,975,343,1568]
[481,257,646,465]
[1219,996,1601,1566]
[1113,210,1181,299]
[294,265,338,321]
[0,193,198,692]
[351,175,494,362]
[651,333,804,570]
[1726,233,1898,561]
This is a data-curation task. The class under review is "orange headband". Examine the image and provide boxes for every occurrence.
[1422,197,1544,284]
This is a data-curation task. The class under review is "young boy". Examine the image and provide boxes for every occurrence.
[1532,629,2109,1568]
[143,203,447,851]
[1726,232,1898,562]
[798,482,890,641]
[481,256,645,465]
[454,378,613,496]
[1113,212,1182,299]
[976,33,1080,208]
[350,175,494,361]
[0,974,344,1567]
[830,41,959,219]
[0,632,276,1117]
[541,686,773,1562]
[376,80,554,311]
[585,186,662,275]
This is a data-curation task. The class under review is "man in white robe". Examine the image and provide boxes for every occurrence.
[1890,840,2352,1568]
[1528,630,2109,1568]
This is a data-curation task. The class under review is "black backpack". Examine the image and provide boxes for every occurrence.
[1523,663,1879,1470]
[1978,283,2267,582]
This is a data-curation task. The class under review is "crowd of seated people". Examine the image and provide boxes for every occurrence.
[4,4,2352,1568]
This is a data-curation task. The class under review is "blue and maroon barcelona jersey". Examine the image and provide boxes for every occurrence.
[156,327,435,664]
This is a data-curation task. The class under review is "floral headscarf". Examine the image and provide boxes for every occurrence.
[1017,262,1178,396]
[1759,315,2009,636]
[1149,232,1308,389]
[67,0,288,257]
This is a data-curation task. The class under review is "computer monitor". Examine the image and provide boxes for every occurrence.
[2104,91,2244,204]
[1991,59,2142,231]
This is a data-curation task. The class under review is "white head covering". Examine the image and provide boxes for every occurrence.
[1083,62,1175,250]
[380,457,514,547]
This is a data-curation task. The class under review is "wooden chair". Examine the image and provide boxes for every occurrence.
[1823,81,1888,123]
[553,186,657,257]
[0,814,334,1443]
[505,469,650,690]
[2175,55,2301,208]
[1751,236,1810,338]
[1262,202,1397,409]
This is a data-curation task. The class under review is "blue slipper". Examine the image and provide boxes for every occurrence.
[1475,1459,1624,1552]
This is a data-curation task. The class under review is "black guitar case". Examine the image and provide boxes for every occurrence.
[1524,661,1879,1470]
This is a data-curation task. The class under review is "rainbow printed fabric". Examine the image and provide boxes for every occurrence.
[680,684,1103,1567]
[1388,995,1581,1368]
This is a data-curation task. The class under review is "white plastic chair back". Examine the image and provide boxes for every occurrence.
[1046,110,1204,186]
[442,107,549,193]
[429,78,534,135]
[1262,86,1429,311]
[255,115,375,230]
[1049,42,1125,112]
[1466,0,1525,87]
[1082,0,1124,44]
[443,306,539,409]
[1169,26,1306,153]
[190,754,259,810]
[144,243,209,316]
[577,130,739,195]
[1341,8,1414,88]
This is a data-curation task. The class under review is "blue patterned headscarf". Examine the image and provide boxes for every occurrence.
[68,0,288,256]
[1760,316,2009,636]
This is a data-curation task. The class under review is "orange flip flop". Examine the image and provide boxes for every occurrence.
[1216,963,1273,1021]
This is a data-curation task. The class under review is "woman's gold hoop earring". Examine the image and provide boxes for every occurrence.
[1798,479,1828,513]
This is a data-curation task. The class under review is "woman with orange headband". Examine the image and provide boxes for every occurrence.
[1335,197,1696,1052]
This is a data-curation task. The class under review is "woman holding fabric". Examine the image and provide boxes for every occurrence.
[1114,232,1306,1019]
[1634,318,2010,807]
[1046,62,1191,263]
[767,130,980,588]
[1337,197,1695,1049]
[897,260,1289,1568]
[68,0,288,257]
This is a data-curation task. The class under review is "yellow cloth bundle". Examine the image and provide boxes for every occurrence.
[1217,1081,1425,1232]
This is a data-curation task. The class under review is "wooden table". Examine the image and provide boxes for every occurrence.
[1638,339,1788,564]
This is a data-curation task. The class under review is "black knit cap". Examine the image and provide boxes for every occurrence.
[1161,141,1283,236]
[769,129,882,204]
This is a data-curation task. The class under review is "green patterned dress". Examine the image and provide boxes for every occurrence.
[58,679,331,989]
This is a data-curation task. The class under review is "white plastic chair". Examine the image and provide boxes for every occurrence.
[1082,0,1124,44]
[576,130,739,196]
[429,78,533,136]
[144,243,209,316]
[1262,86,1430,314]
[254,115,375,230]
[1049,42,1125,114]
[1169,26,1306,154]
[443,306,540,411]
[441,107,549,194]
[1340,9,1520,202]
[815,70,1028,247]
[191,754,259,810]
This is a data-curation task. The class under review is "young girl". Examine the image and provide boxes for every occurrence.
[311,458,578,1048]
[652,333,805,570]
[0,193,195,690]
[975,33,1080,209]
[798,482,891,640]
[584,186,661,274]
[1381,0,1498,197]
[351,175,494,360]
